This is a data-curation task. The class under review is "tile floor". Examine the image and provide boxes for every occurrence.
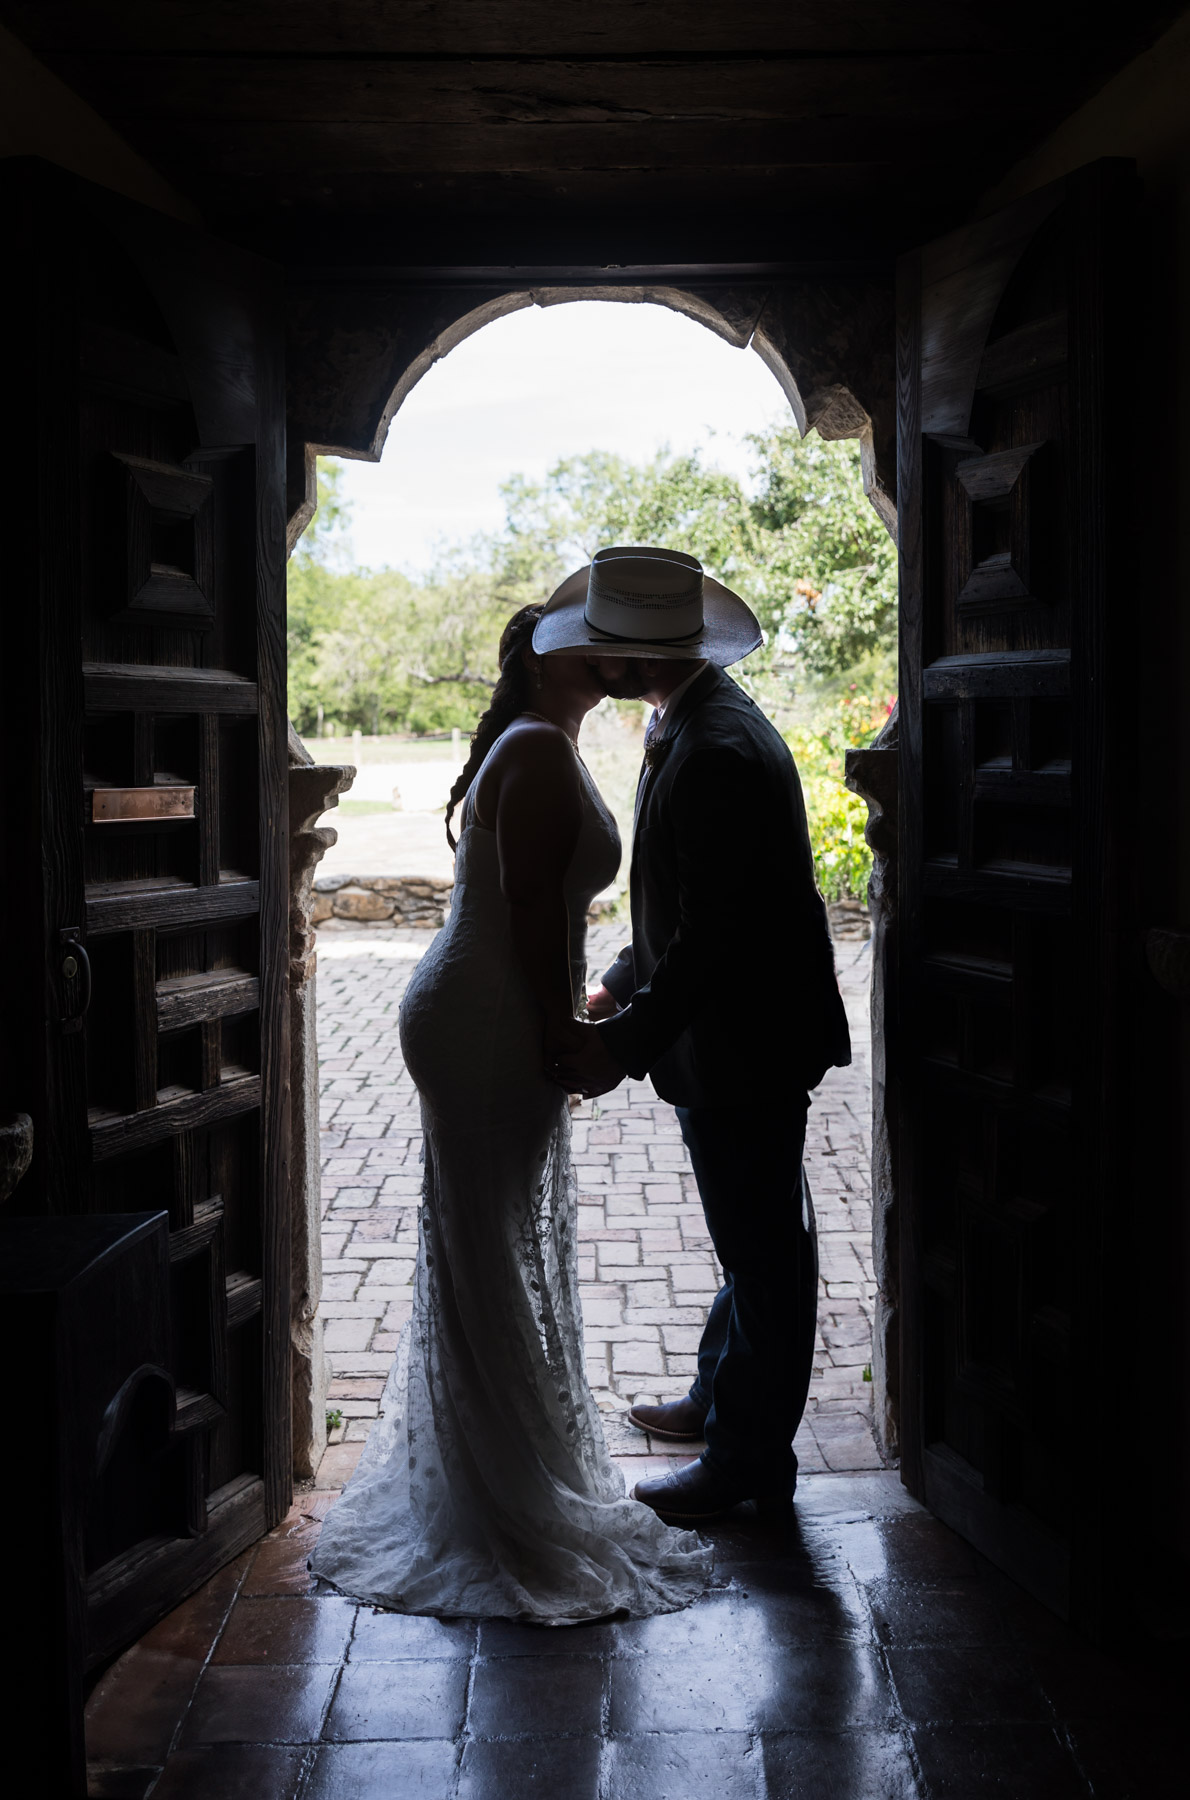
[86,1471,1185,1798]
[82,918,1185,1795]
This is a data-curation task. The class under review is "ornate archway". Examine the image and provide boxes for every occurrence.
[285,277,897,547]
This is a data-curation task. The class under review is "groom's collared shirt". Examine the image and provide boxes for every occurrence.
[634,662,709,834]
[654,661,709,730]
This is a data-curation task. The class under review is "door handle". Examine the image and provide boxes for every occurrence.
[59,928,92,1034]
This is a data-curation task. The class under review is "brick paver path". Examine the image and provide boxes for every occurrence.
[315,919,882,1482]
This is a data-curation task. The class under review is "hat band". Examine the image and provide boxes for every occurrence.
[582,613,706,647]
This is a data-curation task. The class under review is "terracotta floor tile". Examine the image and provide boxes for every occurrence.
[887,1646,1051,1726]
[80,1469,1173,1800]
[348,1607,477,1661]
[213,1595,356,1665]
[322,1658,469,1741]
[755,1645,896,1732]
[241,1522,323,1597]
[1065,1716,1185,1799]
[761,1728,921,1799]
[85,1647,205,1767]
[614,1590,772,1658]
[179,1664,336,1745]
[1025,1640,1186,1724]
[609,1648,764,1733]
[289,1490,343,1523]
[911,1723,1090,1797]
[751,1579,873,1647]
[138,1552,251,1658]
[305,1740,458,1799]
[477,1616,621,1657]
[147,1744,310,1799]
[316,1443,365,1488]
[603,1731,762,1799]
[457,1734,602,1800]
[866,1576,1015,1647]
[857,1513,981,1583]
[467,1654,605,1737]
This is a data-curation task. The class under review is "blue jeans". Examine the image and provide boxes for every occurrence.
[676,1099,818,1493]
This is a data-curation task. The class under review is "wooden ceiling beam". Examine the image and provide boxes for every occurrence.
[6,2,1175,59]
[117,119,1037,177]
[190,166,974,267]
[44,53,1082,126]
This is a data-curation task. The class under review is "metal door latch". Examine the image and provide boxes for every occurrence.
[59,928,92,1035]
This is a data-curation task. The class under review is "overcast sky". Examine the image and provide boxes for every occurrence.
[331,299,794,574]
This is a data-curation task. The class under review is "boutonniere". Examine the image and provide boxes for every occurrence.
[644,736,672,771]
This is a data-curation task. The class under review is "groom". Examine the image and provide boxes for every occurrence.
[539,546,851,1522]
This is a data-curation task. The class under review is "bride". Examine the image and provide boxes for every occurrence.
[310,600,712,1623]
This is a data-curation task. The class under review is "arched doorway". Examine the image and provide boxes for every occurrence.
[285,289,901,1486]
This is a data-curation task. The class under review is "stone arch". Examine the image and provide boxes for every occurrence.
[285,278,896,551]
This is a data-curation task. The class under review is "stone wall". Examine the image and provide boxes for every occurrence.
[313,873,454,928]
[312,875,869,942]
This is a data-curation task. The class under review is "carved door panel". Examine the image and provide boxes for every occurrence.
[897,161,1135,1626]
[1,165,289,1665]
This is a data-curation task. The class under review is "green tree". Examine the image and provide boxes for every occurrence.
[490,433,895,691]
[287,430,897,762]
[492,447,762,600]
[747,430,897,682]
[287,459,353,731]
[310,560,509,735]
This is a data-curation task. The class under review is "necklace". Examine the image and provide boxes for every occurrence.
[521,709,581,751]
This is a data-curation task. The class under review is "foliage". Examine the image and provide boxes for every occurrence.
[486,434,895,734]
[309,565,503,736]
[748,429,898,681]
[491,447,763,599]
[288,464,508,735]
[287,460,354,730]
[787,686,895,903]
[286,433,899,836]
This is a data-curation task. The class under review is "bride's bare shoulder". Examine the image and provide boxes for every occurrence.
[474,716,578,822]
[489,716,576,768]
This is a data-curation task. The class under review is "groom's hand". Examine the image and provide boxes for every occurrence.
[550,1023,626,1098]
[584,983,621,1021]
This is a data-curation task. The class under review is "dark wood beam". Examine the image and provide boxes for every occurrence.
[4,2,1180,59]
[41,53,1088,124]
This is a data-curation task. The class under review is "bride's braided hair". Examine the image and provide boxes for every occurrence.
[445,603,544,850]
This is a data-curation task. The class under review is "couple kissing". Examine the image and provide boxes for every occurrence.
[311,545,851,1626]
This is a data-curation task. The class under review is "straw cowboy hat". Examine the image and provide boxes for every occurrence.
[531,545,762,665]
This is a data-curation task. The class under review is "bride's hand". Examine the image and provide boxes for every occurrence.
[544,1017,587,1061]
[548,1022,626,1099]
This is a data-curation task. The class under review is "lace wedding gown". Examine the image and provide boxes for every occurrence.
[311,732,712,1623]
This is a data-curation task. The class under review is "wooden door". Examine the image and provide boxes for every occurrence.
[0,163,290,1666]
[896,161,1136,1628]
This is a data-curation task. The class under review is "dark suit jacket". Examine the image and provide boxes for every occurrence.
[597,664,851,1107]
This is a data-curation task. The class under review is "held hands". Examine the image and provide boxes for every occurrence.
[546,1019,627,1099]
[583,983,621,1021]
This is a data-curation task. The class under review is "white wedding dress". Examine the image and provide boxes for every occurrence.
[311,731,712,1623]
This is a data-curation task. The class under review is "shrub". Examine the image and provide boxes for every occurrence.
[786,686,894,903]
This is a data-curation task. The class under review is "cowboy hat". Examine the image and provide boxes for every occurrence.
[531,545,762,665]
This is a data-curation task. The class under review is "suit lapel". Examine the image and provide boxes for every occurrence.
[630,664,723,850]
